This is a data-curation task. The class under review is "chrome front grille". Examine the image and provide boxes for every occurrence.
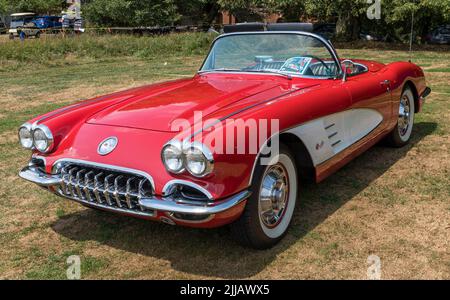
[57,162,155,216]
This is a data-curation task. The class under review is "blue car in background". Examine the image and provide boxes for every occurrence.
[32,16,62,30]
[17,15,62,38]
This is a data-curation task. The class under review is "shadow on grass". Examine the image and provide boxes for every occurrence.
[52,122,437,279]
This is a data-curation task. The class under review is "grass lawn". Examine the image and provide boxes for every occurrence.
[0,34,449,279]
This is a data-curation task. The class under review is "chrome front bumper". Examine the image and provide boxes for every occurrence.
[19,165,250,219]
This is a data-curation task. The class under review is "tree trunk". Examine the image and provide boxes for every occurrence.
[205,2,220,26]
[336,12,360,41]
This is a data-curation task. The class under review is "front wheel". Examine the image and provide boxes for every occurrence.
[231,145,298,249]
[385,87,415,147]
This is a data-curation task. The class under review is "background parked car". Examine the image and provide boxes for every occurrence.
[0,20,7,34]
[33,16,62,32]
[313,23,336,40]
[8,12,35,39]
[425,25,450,45]
[18,15,62,38]
[359,32,383,42]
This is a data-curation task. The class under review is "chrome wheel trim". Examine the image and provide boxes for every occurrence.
[398,89,415,142]
[398,96,411,136]
[257,154,297,239]
[259,163,289,228]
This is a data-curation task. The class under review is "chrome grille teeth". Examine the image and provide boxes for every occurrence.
[56,163,153,215]
[125,178,135,209]
[83,171,95,202]
[68,167,79,198]
[93,172,104,204]
[103,174,115,206]
[113,175,124,208]
[75,169,87,200]
[60,166,69,194]
[137,179,148,211]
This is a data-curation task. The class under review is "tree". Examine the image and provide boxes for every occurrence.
[0,0,64,15]
[217,0,366,40]
[175,0,221,25]
[271,0,305,22]
[84,0,180,27]
[385,0,450,42]
[217,0,276,22]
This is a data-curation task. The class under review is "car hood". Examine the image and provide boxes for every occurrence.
[87,74,316,132]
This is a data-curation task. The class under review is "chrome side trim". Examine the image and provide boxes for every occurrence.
[162,179,214,200]
[248,108,384,185]
[53,158,155,192]
[139,190,250,216]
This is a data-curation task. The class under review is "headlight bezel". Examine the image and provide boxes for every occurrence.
[161,140,214,178]
[161,140,185,174]
[32,124,54,153]
[18,123,34,149]
[184,141,214,178]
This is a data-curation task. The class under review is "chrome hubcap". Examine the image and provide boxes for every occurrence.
[398,95,411,136]
[259,164,289,228]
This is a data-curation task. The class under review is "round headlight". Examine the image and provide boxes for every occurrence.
[162,141,184,173]
[33,125,53,153]
[18,124,33,149]
[185,143,214,177]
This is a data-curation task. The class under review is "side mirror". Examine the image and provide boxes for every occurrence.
[341,59,355,82]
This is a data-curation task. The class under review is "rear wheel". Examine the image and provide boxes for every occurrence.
[231,145,298,249]
[9,33,14,40]
[385,87,415,147]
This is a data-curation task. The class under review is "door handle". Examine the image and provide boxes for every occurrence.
[380,80,391,92]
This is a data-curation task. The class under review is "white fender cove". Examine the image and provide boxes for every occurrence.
[287,109,383,166]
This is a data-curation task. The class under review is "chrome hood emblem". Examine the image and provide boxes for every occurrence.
[98,137,118,156]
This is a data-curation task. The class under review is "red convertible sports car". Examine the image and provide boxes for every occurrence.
[19,23,431,249]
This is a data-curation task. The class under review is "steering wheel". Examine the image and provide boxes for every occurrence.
[302,55,332,76]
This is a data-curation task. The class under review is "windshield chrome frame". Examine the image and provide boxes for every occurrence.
[199,31,343,79]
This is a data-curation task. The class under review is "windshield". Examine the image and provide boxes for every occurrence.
[10,16,35,28]
[201,33,340,78]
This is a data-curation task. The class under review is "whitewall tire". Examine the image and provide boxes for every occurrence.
[386,86,415,147]
[231,144,298,249]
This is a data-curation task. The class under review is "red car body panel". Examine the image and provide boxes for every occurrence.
[23,37,428,229]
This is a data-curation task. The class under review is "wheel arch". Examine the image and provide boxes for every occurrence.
[249,132,316,185]
[280,133,316,183]
[404,80,419,113]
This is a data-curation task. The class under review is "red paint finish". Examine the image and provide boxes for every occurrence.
[25,53,427,228]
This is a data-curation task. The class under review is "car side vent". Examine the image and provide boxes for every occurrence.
[324,123,341,148]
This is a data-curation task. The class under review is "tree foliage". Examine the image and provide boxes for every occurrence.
[0,0,64,15]
[1,0,449,41]
[83,0,180,27]
[386,0,450,39]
